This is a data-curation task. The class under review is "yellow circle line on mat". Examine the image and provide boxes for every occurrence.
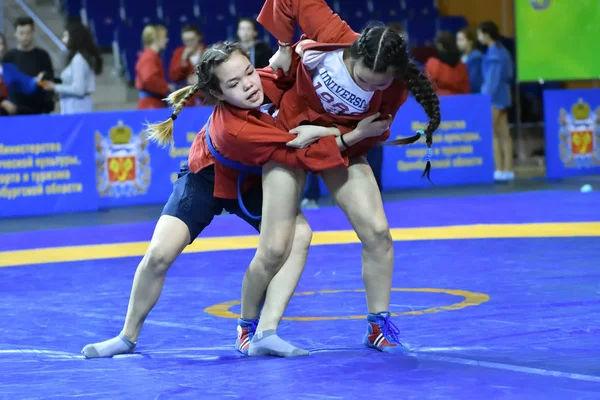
[0,222,599,268]
[203,288,491,321]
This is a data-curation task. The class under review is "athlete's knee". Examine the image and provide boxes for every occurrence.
[143,245,178,275]
[294,220,313,252]
[361,217,393,252]
[256,237,293,273]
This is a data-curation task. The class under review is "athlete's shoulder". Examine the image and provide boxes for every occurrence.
[212,104,251,137]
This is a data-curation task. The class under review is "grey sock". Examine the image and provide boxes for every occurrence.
[81,332,136,358]
[248,330,309,357]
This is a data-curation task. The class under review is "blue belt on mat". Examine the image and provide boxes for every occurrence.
[205,120,262,220]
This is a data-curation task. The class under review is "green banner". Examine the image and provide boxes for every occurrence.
[516,0,600,82]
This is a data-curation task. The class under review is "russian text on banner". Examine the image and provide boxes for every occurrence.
[381,94,494,189]
[0,114,98,218]
[543,88,600,179]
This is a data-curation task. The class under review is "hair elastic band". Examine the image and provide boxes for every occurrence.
[170,113,178,121]
[426,147,432,162]
[339,134,349,149]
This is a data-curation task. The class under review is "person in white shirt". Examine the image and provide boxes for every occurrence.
[42,21,102,114]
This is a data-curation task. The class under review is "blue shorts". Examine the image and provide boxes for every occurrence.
[161,165,262,243]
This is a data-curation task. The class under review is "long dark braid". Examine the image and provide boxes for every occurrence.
[351,25,441,181]
[402,61,441,180]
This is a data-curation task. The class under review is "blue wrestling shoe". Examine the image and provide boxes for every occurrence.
[235,318,258,355]
[363,312,409,354]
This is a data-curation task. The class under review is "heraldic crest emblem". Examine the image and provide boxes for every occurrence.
[558,98,600,169]
[95,121,151,197]
[528,0,550,10]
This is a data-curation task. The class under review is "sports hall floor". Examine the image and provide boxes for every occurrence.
[1,178,599,399]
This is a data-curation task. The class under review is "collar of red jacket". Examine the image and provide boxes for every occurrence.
[213,99,271,122]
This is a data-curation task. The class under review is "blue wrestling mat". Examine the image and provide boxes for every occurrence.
[0,190,599,399]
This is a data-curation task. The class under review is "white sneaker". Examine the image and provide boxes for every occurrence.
[505,171,515,181]
[494,170,505,181]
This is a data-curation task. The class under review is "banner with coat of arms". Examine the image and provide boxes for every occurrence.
[95,121,151,199]
[89,108,212,208]
[543,88,600,179]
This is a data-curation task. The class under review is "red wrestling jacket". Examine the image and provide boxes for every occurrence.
[187,72,349,199]
[135,48,169,109]
[169,46,206,107]
[257,0,410,158]
[425,57,470,96]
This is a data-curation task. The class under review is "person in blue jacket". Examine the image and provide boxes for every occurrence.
[478,21,514,182]
[0,33,41,116]
[456,28,483,93]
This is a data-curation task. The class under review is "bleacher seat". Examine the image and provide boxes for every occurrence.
[406,15,438,46]
[197,0,234,20]
[83,0,121,48]
[113,0,162,82]
[197,0,235,44]
[438,16,468,35]
[369,0,406,24]
[158,0,200,25]
[200,19,235,45]
[75,0,469,87]
[342,3,371,33]
[62,0,83,18]
[120,0,160,23]
[402,0,437,19]
[233,0,263,19]
[116,23,140,83]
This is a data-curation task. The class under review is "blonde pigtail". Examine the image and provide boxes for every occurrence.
[147,84,201,148]
[164,85,195,109]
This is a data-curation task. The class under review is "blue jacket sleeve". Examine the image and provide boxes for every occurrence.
[4,63,39,95]
[482,61,502,97]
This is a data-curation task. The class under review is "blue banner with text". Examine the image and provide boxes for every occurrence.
[382,94,494,189]
[1,94,494,219]
[0,114,98,218]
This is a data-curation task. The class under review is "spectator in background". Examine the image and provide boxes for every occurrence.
[41,21,102,114]
[236,18,272,68]
[478,21,514,181]
[135,24,173,109]
[425,31,469,96]
[168,24,205,107]
[169,25,205,84]
[4,17,55,114]
[456,28,483,93]
[0,33,42,116]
